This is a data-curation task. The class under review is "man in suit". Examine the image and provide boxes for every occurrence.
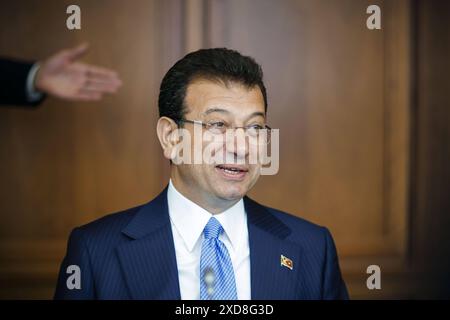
[0,43,122,107]
[55,48,348,300]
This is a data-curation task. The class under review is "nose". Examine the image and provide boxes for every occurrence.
[225,128,249,161]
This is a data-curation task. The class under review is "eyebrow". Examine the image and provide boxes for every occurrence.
[203,107,230,115]
[203,107,265,121]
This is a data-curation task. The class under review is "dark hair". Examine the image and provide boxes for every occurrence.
[158,48,267,121]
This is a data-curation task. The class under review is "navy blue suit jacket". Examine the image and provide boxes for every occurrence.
[54,186,349,300]
[0,59,45,107]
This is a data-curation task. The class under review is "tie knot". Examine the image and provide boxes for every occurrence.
[203,217,223,239]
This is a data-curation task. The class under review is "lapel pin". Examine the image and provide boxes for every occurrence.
[280,254,293,270]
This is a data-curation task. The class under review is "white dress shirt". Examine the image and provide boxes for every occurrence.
[26,63,44,102]
[167,179,251,300]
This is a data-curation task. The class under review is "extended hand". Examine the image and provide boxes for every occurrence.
[35,43,122,101]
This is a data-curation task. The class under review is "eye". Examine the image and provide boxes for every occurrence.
[245,124,264,137]
[247,124,264,130]
[205,120,229,134]
[208,121,226,129]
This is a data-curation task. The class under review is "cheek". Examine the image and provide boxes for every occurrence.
[203,145,229,166]
[250,166,261,180]
[180,164,206,182]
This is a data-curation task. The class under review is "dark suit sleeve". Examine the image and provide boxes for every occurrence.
[0,58,45,107]
[322,227,349,300]
[54,227,95,299]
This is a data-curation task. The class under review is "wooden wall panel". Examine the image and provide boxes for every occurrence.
[0,0,183,298]
[412,0,450,298]
[203,0,411,298]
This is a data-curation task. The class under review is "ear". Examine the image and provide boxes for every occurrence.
[156,117,180,160]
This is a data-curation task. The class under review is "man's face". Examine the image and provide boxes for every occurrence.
[174,79,266,204]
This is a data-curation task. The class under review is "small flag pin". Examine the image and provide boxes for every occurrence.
[280,254,293,270]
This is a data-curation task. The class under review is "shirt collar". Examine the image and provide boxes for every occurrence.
[167,179,246,253]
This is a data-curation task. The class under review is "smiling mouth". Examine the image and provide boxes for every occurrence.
[215,164,249,174]
[215,164,249,181]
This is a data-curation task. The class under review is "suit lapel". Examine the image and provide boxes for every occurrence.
[116,187,181,300]
[245,197,303,299]
[115,187,303,300]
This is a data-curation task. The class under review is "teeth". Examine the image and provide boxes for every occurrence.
[219,167,242,174]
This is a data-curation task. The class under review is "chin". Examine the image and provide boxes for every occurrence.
[214,183,248,200]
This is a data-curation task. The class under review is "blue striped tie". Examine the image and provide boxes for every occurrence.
[200,217,238,300]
